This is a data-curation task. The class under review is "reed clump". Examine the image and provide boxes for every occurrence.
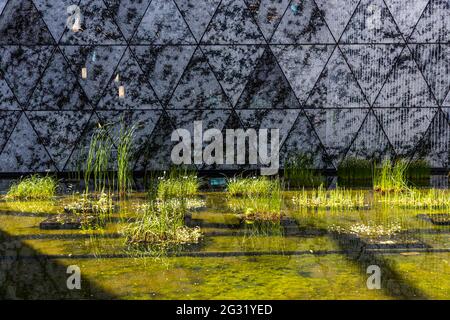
[6,175,57,200]
[378,188,450,209]
[373,159,409,193]
[117,122,137,197]
[292,185,366,210]
[155,168,200,200]
[227,176,281,198]
[122,199,202,252]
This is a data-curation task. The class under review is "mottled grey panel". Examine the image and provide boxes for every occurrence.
[134,113,175,171]
[272,44,334,105]
[168,47,231,110]
[96,110,162,152]
[305,108,368,166]
[34,0,76,42]
[235,48,299,109]
[175,0,221,42]
[340,0,403,43]
[410,0,450,43]
[340,44,403,105]
[279,110,332,169]
[374,46,437,108]
[60,0,126,44]
[201,0,265,44]
[304,47,368,109]
[416,111,450,168]
[0,45,54,105]
[271,0,334,44]
[444,92,450,106]
[0,113,55,172]
[97,49,162,110]
[202,45,265,106]
[315,0,359,41]
[61,45,126,105]
[28,48,91,111]
[385,0,429,39]
[0,72,20,110]
[104,0,152,40]
[244,0,290,41]
[346,110,394,161]
[27,111,92,171]
[132,0,195,44]
[411,44,450,105]
[0,0,6,14]
[374,108,436,156]
[0,0,54,44]
[0,110,20,152]
[131,45,196,103]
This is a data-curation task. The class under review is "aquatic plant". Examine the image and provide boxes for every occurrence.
[378,188,450,209]
[227,195,282,222]
[328,222,403,237]
[227,176,281,198]
[373,159,409,193]
[116,121,137,197]
[283,153,323,188]
[292,185,366,210]
[5,175,57,200]
[338,157,373,187]
[85,124,113,194]
[122,199,202,252]
[155,168,200,200]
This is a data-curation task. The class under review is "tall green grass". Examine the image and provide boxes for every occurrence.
[6,175,57,200]
[117,121,136,197]
[283,153,323,188]
[227,176,281,197]
[153,167,200,200]
[373,159,409,193]
[85,124,113,194]
[379,188,450,209]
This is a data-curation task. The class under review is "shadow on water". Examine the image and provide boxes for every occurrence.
[331,232,429,300]
[0,229,116,299]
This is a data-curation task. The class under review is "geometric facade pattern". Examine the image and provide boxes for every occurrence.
[0,0,449,173]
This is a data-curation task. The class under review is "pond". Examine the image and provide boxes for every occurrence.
[0,191,449,299]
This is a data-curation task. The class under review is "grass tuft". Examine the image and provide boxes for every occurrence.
[6,175,57,200]
[227,176,281,198]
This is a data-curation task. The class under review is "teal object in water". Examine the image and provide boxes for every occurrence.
[210,177,226,187]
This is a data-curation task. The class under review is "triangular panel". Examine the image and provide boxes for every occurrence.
[340,44,404,105]
[0,110,21,152]
[168,47,231,110]
[97,48,162,111]
[271,44,334,105]
[0,71,21,110]
[201,0,265,44]
[410,0,450,43]
[315,0,359,41]
[385,0,429,40]
[202,45,265,106]
[271,0,334,44]
[34,0,76,42]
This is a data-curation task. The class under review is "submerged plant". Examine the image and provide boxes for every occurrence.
[227,176,281,198]
[6,175,57,200]
[292,185,366,210]
[283,153,323,188]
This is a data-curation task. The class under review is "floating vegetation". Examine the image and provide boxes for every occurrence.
[328,222,403,238]
[155,168,200,200]
[283,153,323,188]
[227,176,281,198]
[379,189,450,209]
[122,199,202,253]
[373,159,409,193]
[5,175,57,200]
[227,196,282,222]
[292,185,366,210]
[338,157,373,187]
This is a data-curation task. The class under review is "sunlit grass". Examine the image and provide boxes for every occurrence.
[155,170,200,200]
[292,185,366,210]
[373,159,409,193]
[379,188,450,209]
[5,175,57,200]
[227,176,281,198]
[117,121,136,197]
